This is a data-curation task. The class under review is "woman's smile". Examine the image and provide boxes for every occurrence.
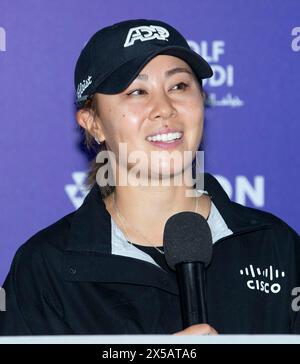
[145,128,184,149]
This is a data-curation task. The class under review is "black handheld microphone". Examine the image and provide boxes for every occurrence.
[163,211,213,329]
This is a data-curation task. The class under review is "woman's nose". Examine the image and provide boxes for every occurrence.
[148,92,177,121]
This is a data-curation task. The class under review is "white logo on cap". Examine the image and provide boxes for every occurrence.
[77,75,92,99]
[124,25,169,47]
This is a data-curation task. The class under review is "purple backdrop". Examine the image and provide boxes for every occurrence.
[1,0,299,284]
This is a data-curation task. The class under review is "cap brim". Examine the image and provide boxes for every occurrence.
[94,46,213,95]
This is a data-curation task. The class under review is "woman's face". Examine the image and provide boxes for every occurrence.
[94,54,204,182]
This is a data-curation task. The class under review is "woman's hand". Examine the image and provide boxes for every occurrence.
[173,324,218,336]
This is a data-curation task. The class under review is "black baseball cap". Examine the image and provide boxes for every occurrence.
[74,19,213,108]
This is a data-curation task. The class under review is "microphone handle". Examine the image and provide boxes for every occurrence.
[176,262,208,329]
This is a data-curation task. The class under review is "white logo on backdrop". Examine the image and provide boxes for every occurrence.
[0,27,6,52]
[188,39,244,108]
[214,175,264,207]
[124,25,169,47]
[65,172,89,209]
[291,27,300,52]
[240,265,285,294]
[65,172,265,209]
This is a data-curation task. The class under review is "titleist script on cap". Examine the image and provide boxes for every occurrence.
[124,25,169,47]
[77,75,92,99]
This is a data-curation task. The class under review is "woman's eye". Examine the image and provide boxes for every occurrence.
[126,89,146,96]
[172,82,189,91]
[126,83,189,96]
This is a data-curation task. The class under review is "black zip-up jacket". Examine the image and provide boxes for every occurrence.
[0,173,299,335]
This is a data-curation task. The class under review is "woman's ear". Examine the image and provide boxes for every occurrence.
[76,108,94,133]
[76,108,105,142]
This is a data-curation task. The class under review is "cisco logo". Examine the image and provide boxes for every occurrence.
[0,27,6,52]
[240,265,285,294]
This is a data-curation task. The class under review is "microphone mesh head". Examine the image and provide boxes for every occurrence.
[163,211,213,270]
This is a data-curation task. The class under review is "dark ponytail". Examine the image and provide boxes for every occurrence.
[80,95,115,198]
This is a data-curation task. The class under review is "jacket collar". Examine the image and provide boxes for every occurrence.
[65,172,273,254]
[63,173,274,293]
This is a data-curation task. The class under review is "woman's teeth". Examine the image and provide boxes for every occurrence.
[146,132,183,143]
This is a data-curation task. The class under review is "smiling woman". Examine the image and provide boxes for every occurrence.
[0,19,299,336]
[77,53,210,255]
